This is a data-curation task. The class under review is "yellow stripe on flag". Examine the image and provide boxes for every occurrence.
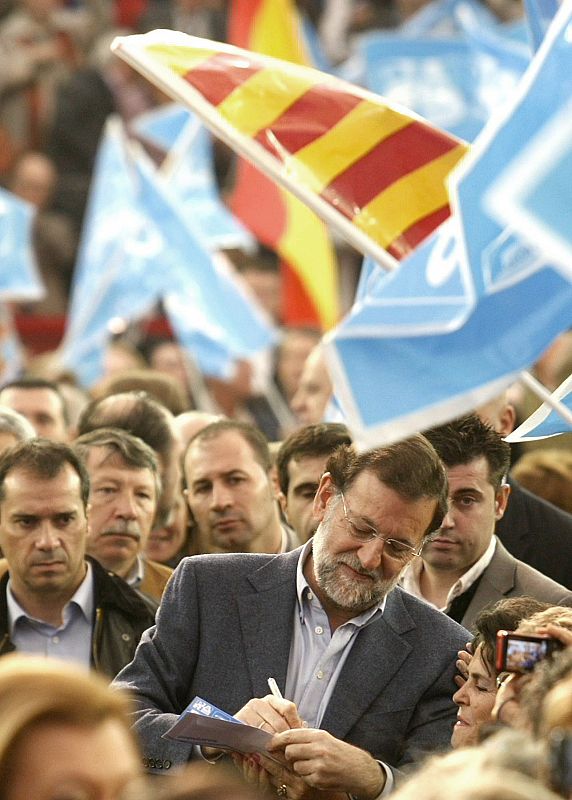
[146,44,217,78]
[251,0,309,63]
[217,69,316,138]
[354,145,467,247]
[291,102,412,194]
[279,188,339,330]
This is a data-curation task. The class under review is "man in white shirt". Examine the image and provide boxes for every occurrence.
[402,414,572,630]
[0,438,155,677]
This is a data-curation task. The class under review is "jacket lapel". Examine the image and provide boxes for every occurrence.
[321,588,415,740]
[237,548,301,699]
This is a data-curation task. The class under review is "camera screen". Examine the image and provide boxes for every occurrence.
[504,637,550,671]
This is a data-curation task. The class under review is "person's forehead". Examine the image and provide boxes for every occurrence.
[1,387,63,414]
[288,454,329,488]
[3,464,83,506]
[185,431,264,477]
[86,447,155,487]
[446,456,493,491]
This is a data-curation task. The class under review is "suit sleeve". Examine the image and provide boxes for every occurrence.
[113,559,201,770]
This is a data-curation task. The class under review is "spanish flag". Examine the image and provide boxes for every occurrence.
[112,28,469,318]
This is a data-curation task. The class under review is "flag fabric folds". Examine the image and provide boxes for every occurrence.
[60,117,276,388]
[505,374,572,441]
[0,187,44,301]
[111,29,469,271]
[325,0,572,448]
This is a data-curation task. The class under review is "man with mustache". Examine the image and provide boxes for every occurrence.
[183,420,300,556]
[402,415,572,631]
[114,435,470,794]
[0,438,155,678]
[74,428,172,607]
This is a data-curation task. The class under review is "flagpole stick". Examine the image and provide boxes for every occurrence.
[519,370,572,427]
[181,350,218,413]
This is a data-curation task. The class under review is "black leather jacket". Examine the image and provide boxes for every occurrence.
[0,556,156,679]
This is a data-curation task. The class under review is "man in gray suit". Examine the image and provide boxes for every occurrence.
[114,434,470,796]
[402,415,572,631]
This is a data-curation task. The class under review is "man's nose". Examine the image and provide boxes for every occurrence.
[357,537,386,571]
[34,523,61,550]
[440,507,455,530]
[115,490,138,519]
[210,482,233,510]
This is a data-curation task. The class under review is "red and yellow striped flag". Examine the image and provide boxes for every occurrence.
[112,28,469,297]
[227,0,338,330]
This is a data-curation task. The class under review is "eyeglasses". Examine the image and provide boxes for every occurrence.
[340,493,427,563]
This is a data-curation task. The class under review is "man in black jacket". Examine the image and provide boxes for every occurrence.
[0,438,154,679]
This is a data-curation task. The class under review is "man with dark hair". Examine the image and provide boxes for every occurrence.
[183,419,300,555]
[0,377,69,441]
[403,415,572,630]
[0,439,155,677]
[74,428,172,607]
[78,391,181,529]
[114,433,470,793]
[276,423,352,542]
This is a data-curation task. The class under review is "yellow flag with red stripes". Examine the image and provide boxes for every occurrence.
[112,30,469,273]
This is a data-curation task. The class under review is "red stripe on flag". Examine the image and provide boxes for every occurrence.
[183,53,262,107]
[254,84,363,155]
[228,159,287,246]
[321,123,459,220]
[228,0,266,48]
[387,205,451,260]
[281,260,321,327]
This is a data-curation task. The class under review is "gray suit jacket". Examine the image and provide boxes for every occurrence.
[461,540,572,631]
[115,548,470,774]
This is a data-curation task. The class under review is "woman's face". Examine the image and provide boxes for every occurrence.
[5,718,141,800]
[451,645,497,748]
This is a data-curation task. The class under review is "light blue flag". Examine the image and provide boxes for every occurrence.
[0,187,44,301]
[505,374,572,441]
[133,103,192,152]
[326,0,572,448]
[453,0,572,292]
[135,103,254,251]
[326,221,572,448]
[161,115,255,251]
[523,0,559,51]
[357,25,527,141]
[485,98,572,279]
[60,117,162,387]
[128,150,276,379]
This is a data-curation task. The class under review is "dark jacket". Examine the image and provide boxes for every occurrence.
[0,556,155,680]
[496,478,572,589]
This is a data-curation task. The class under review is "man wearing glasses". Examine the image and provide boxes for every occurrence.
[114,435,470,795]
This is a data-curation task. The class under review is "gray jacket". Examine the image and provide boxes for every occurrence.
[114,547,470,774]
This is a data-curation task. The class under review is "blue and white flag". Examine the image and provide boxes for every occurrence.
[134,103,254,251]
[326,0,572,449]
[356,25,527,142]
[523,0,559,51]
[133,103,192,152]
[60,117,161,386]
[160,114,255,252]
[485,98,572,278]
[505,374,572,440]
[0,302,24,384]
[0,187,43,301]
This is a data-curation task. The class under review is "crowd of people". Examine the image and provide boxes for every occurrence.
[0,328,569,799]
[0,1,572,799]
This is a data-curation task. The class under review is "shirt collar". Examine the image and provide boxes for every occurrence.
[7,560,94,633]
[125,553,145,587]
[402,536,497,610]
[295,538,386,627]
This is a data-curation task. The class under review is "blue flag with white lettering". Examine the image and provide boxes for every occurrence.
[506,374,572,440]
[0,187,43,301]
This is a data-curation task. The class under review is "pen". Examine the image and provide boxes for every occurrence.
[267,677,283,700]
